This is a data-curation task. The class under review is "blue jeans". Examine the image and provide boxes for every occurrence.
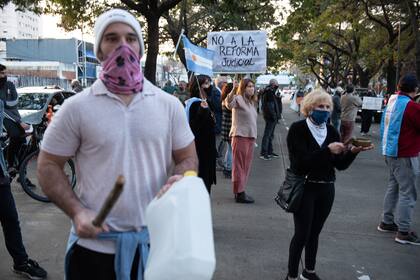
[224,143,232,171]
[331,117,340,133]
[261,119,277,156]
[0,177,28,265]
[382,156,419,232]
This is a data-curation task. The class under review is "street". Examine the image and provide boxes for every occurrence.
[1,99,419,280]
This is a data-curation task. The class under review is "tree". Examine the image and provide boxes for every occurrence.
[0,0,42,12]
[44,0,277,83]
[360,0,412,93]
[163,0,277,71]
[45,0,182,84]
[404,0,420,81]
[274,0,416,92]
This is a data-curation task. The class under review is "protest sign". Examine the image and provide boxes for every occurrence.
[362,97,383,110]
[207,31,267,73]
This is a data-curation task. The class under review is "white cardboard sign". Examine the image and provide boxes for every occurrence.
[362,97,383,110]
[207,31,267,73]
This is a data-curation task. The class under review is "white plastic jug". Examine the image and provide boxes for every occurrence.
[144,171,216,280]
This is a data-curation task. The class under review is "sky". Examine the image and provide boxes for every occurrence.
[41,15,94,43]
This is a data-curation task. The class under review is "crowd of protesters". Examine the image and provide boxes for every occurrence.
[1,7,419,280]
[132,71,420,280]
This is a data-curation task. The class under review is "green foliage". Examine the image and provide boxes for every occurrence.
[163,0,277,70]
[0,0,43,13]
[273,0,417,88]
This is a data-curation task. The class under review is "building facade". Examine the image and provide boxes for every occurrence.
[0,3,41,39]
[4,38,99,87]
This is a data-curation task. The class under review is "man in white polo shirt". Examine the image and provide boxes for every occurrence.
[37,9,197,279]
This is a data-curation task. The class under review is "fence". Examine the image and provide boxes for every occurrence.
[9,75,71,90]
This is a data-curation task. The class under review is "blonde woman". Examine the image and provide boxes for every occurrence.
[225,78,258,203]
[284,89,373,280]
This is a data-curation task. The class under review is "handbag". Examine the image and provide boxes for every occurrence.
[274,168,306,213]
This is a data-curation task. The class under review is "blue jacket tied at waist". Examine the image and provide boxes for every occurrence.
[65,228,149,280]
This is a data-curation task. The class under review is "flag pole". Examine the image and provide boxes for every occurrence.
[194,73,205,100]
[173,28,185,59]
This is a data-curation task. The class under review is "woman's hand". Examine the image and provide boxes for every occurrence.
[350,144,375,154]
[233,80,239,89]
[20,122,29,130]
[328,142,346,154]
[200,99,208,108]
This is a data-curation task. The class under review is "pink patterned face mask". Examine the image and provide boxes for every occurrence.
[99,44,144,95]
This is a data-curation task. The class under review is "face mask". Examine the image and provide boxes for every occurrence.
[99,44,143,95]
[310,109,330,125]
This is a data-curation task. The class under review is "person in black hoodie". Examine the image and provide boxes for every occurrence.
[359,87,376,135]
[284,89,373,280]
[0,64,30,175]
[185,75,217,193]
[260,79,280,160]
[0,87,48,279]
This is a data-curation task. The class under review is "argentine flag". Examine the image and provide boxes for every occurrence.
[182,35,215,77]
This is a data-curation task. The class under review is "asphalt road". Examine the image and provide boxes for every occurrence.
[1,97,419,280]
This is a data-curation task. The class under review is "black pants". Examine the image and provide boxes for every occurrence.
[3,119,25,168]
[261,119,277,156]
[287,183,335,278]
[360,110,373,133]
[67,244,140,280]
[0,176,28,265]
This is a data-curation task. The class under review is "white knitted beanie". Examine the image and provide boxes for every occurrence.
[94,9,145,61]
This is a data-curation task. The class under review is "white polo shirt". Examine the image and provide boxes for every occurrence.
[41,79,194,253]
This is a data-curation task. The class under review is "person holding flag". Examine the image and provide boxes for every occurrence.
[185,75,217,194]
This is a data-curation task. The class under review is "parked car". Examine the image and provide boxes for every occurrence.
[17,85,76,124]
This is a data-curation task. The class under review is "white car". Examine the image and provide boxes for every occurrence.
[17,86,75,124]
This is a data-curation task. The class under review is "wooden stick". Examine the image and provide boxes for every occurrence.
[92,175,125,227]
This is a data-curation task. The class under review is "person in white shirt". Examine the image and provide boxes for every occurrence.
[37,9,197,279]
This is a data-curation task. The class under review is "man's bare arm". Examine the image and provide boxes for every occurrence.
[37,150,82,218]
[172,141,198,175]
[156,141,198,198]
[37,150,107,237]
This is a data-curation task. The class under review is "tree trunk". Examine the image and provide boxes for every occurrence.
[144,16,160,85]
[386,58,397,94]
[356,65,371,88]
[406,0,420,81]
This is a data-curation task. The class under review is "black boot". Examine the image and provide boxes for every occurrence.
[235,192,254,204]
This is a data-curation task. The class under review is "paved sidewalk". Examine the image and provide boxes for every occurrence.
[1,101,419,279]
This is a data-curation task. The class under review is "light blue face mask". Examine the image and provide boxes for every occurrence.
[310,109,330,125]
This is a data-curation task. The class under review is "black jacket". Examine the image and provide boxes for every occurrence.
[331,94,341,120]
[188,101,217,188]
[0,81,21,123]
[287,119,357,182]
[262,85,280,121]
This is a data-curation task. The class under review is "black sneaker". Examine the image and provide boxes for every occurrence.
[377,221,398,233]
[269,152,280,158]
[300,269,321,280]
[223,169,232,179]
[395,231,420,245]
[13,259,47,279]
[235,192,255,204]
[259,155,271,161]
